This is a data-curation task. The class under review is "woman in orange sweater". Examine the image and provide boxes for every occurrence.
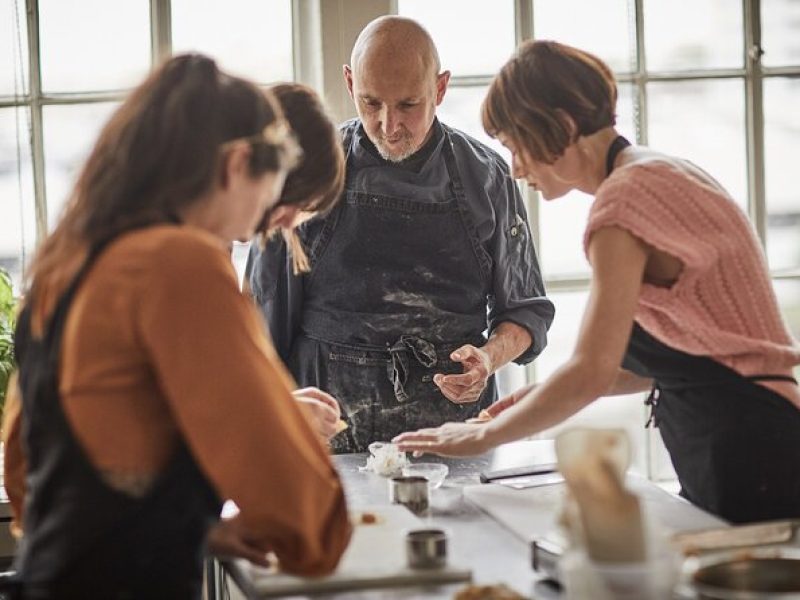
[3,55,351,598]
[395,41,800,523]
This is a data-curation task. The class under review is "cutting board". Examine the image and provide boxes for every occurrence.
[230,505,472,598]
[464,473,726,543]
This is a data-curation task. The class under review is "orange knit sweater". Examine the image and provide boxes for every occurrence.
[585,155,800,408]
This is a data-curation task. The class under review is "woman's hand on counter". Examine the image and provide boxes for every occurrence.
[293,387,342,440]
[392,422,494,457]
[207,516,271,567]
[485,383,538,418]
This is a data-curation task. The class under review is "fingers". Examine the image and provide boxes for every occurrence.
[229,541,272,568]
[435,371,481,388]
[392,429,446,455]
[433,374,485,404]
[450,344,478,363]
[393,429,440,443]
[303,399,338,425]
[294,387,341,416]
[295,397,340,439]
[485,396,515,417]
[207,520,271,568]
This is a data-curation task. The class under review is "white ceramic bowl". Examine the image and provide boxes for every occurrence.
[402,462,449,489]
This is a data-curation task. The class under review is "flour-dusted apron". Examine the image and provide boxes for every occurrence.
[291,127,496,453]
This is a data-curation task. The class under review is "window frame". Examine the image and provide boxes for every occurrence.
[395,0,800,348]
[2,0,298,267]
[394,0,800,479]
[5,0,799,480]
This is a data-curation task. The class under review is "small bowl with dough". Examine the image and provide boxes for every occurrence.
[402,462,449,489]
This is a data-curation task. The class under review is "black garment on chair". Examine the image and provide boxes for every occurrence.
[13,233,221,599]
[623,322,800,523]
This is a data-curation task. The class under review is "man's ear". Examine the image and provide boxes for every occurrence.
[343,65,355,100]
[435,70,451,106]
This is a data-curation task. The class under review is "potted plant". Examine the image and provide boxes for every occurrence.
[0,268,17,416]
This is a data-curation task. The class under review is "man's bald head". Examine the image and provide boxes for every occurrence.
[344,16,450,162]
[350,16,441,81]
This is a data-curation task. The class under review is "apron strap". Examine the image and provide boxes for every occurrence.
[386,335,438,403]
[644,374,798,428]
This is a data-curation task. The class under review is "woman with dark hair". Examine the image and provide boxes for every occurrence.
[395,40,800,524]
[250,82,346,274]
[242,83,348,438]
[2,54,351,598]
[245,83,356,405]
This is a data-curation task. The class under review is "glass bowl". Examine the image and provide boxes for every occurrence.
[402,462,449,489]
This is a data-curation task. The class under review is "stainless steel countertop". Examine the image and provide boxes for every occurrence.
[225,451,560,600]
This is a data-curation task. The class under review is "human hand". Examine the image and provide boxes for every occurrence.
[392,422,492,457]
[434,344,492,404]
[207,517,271,567]
[485,383,537,418]
[293,387,342,439]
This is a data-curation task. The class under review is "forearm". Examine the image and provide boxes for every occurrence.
[608,368,652,396]
[483,321,533,373]
[483,358,607,447]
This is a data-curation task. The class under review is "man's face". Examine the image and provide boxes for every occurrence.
[345,56,449,162]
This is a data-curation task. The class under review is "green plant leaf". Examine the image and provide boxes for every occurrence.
[0,267,17,413]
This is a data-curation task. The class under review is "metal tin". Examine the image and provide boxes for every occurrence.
[389,475,429,514]
[406,528,448,569]
[685,546,800,599]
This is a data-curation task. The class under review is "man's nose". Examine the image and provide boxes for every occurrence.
[380,108,401,137]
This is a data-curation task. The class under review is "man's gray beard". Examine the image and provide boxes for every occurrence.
[375,139,417,163]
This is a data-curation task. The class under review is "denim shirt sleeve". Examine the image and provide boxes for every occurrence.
[245,237,303,365]
[485,165,555,365]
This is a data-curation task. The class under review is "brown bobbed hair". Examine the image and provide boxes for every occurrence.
[254,83,345,274]
[482,40,618,164]
[26,53,299,326]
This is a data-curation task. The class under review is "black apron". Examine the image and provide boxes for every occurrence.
[623,323,800,523]
[12,232,221,599]
[605,134,800,523]
[291,126,496,453]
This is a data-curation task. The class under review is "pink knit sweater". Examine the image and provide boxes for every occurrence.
[584,154,800,408]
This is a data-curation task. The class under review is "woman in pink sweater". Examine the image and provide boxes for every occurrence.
[395,40,800,523]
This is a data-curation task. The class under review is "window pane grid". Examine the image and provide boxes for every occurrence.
[429,1,799,478]
[6,0,295,286]
[7,0,797,484]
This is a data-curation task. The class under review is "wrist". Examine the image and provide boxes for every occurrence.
[480,344,500,376]
[480,419,506,450]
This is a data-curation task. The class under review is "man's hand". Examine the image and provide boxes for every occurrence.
[393,422,492,457]
[207,517,271,567]
[293,387,342,439]
[433,344,492,404]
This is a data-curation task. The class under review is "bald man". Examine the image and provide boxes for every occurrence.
[247,17,554,453]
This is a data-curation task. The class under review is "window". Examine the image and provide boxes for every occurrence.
[171,0,293,84]
[1,0,294,292]
[398,0,800,481]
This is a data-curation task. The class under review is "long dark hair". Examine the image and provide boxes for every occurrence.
[253,83,345,274]
[26,53,298,327]
[268,83,344,217]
